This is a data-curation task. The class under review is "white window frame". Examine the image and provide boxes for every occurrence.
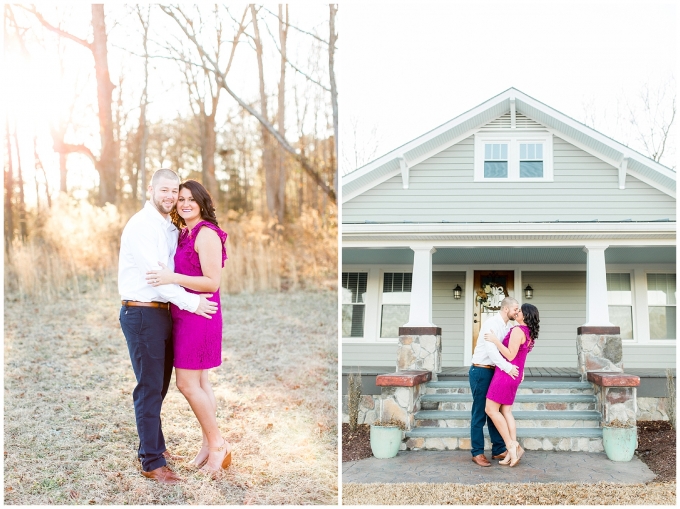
[474,132,554,182]
[379,270,413,340]
[645,271,677,342]
[606,271,636,342]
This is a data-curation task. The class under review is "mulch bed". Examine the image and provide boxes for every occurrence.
[636,420,675,483]
[342,423,372,462]
[343,420,676,484]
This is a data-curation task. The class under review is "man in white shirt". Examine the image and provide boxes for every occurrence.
[469,296,519,467]
[119,168,217,484]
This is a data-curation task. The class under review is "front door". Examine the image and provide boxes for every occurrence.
[472,270,515,353]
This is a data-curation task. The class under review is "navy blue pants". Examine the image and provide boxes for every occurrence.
[469,365,506,457]
[120,305,174,472]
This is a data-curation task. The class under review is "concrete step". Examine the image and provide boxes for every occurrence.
[420,393,597,412]
[403,426,603,452]
[425,381,595,396]
[414,410,602,428]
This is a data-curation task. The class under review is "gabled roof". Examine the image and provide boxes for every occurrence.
[342,87,676,202]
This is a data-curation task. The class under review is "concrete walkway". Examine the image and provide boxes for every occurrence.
[342,450,657,485]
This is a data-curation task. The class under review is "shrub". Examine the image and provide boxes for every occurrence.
[347,371,362,433]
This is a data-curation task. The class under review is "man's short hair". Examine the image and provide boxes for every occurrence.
[151,168,180,187]
[501,296,519,310]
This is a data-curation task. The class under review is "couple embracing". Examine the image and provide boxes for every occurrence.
[118,168,231,484]
[469,297,540,467]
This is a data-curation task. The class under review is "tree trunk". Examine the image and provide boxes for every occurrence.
[5,117,14,255]
[59,152,67,193]
[251,6,278,220]
[13,127,27,240]
[34,137,52,208]
[329,5,339,198]
[91,4,117,206]
[201,111,219,199]
[276,5,288,224]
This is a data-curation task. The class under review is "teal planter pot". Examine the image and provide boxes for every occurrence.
[370,425,402,459]
[602,426,637,462]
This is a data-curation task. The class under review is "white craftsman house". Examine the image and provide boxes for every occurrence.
[342,88,676,373]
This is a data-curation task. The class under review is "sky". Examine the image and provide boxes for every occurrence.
[338,1,678,174]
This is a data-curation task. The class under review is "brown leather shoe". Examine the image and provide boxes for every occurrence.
[492,450,508,460]
[471,454,491,467]
[141,466,183,484]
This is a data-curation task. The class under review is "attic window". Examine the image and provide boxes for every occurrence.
[474,133,553,182]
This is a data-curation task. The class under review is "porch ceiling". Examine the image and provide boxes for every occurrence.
[342,246,676,265]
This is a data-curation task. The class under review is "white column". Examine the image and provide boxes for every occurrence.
[583,244,614,326]
[404,246,436,327]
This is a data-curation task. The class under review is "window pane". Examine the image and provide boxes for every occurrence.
[519,161,543,178]
[649,306,676,339]
[536,144,543,159]
[501,144,507,159]
[484,161,508,178]
[607,273,632,305]
[485,143,507,161]
[647,274,676,306]
[342,304,365,338]
[403,273,413,292]
[393,273,403,292]
[380,305,410,338]
[342,272,368,303]
[383,272,393,293]
[528,144,535,159]
[609,306,633,339]
[520,144,526,159]
[485,144,492,159]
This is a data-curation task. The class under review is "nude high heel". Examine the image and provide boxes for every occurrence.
[508,441,521,467]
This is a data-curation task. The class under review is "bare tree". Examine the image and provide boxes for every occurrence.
[625,78,676,167]
[329,4,338,197]
[4,117,15,253]
[22,4,119,205]
[161,5,336,203]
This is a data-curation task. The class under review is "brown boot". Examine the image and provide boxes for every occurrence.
[471,454,491,467]
[141,465,183,485]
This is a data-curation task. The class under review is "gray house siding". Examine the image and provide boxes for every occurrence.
[343,343,395,368]
[343,135,676,223]
[433,272,466,366]
[621,345,676,369]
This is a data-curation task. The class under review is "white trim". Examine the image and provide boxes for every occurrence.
[462,268,474,366]
[510,96,516,129]
[619,156,629,190]
[474,132,554,182]
[399,156,409,189]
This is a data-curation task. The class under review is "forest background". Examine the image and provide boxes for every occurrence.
[4,4,338,297]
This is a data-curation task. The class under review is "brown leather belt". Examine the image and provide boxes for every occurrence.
[122,300,170,310]
[473,363,494,369]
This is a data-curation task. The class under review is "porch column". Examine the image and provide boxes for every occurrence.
[404,246,436,327]
[398,246,442,379]
[577,244,622,380]
[583,244,613,327]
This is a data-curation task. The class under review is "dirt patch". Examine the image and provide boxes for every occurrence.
[4,290,338,505]
[342,481,676,505]
[342,423,372,462]
[636,420,675,484]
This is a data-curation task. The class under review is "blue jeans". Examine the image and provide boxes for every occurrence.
[120,305,174,472]
[469,365,506,457]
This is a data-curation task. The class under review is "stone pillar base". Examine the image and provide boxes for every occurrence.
[375,370,431,430]
[588,372,640,426]
[397,327,442,381]
[576,326,622,381]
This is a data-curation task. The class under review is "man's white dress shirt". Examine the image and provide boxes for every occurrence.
[470,312,514,373]
[118,201,199,312]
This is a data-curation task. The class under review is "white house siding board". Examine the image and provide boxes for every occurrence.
[521,271,586,367]
[622,345,676,369]
[433,272,466,366]
[343,343,395,367]
[342,136,676,223]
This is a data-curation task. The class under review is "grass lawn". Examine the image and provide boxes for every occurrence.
[4,289,338,505]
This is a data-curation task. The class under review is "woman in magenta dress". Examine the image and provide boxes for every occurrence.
[146,179,231,474]
[484,303,539,467]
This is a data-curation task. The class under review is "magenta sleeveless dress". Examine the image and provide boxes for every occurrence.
[170,221,227,370]
[486,325,534,405]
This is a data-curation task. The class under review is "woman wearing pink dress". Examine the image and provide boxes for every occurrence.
[147,179,231,474]
[484,303,539,467]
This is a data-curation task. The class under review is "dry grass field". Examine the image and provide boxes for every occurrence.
[4,289,338,505]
